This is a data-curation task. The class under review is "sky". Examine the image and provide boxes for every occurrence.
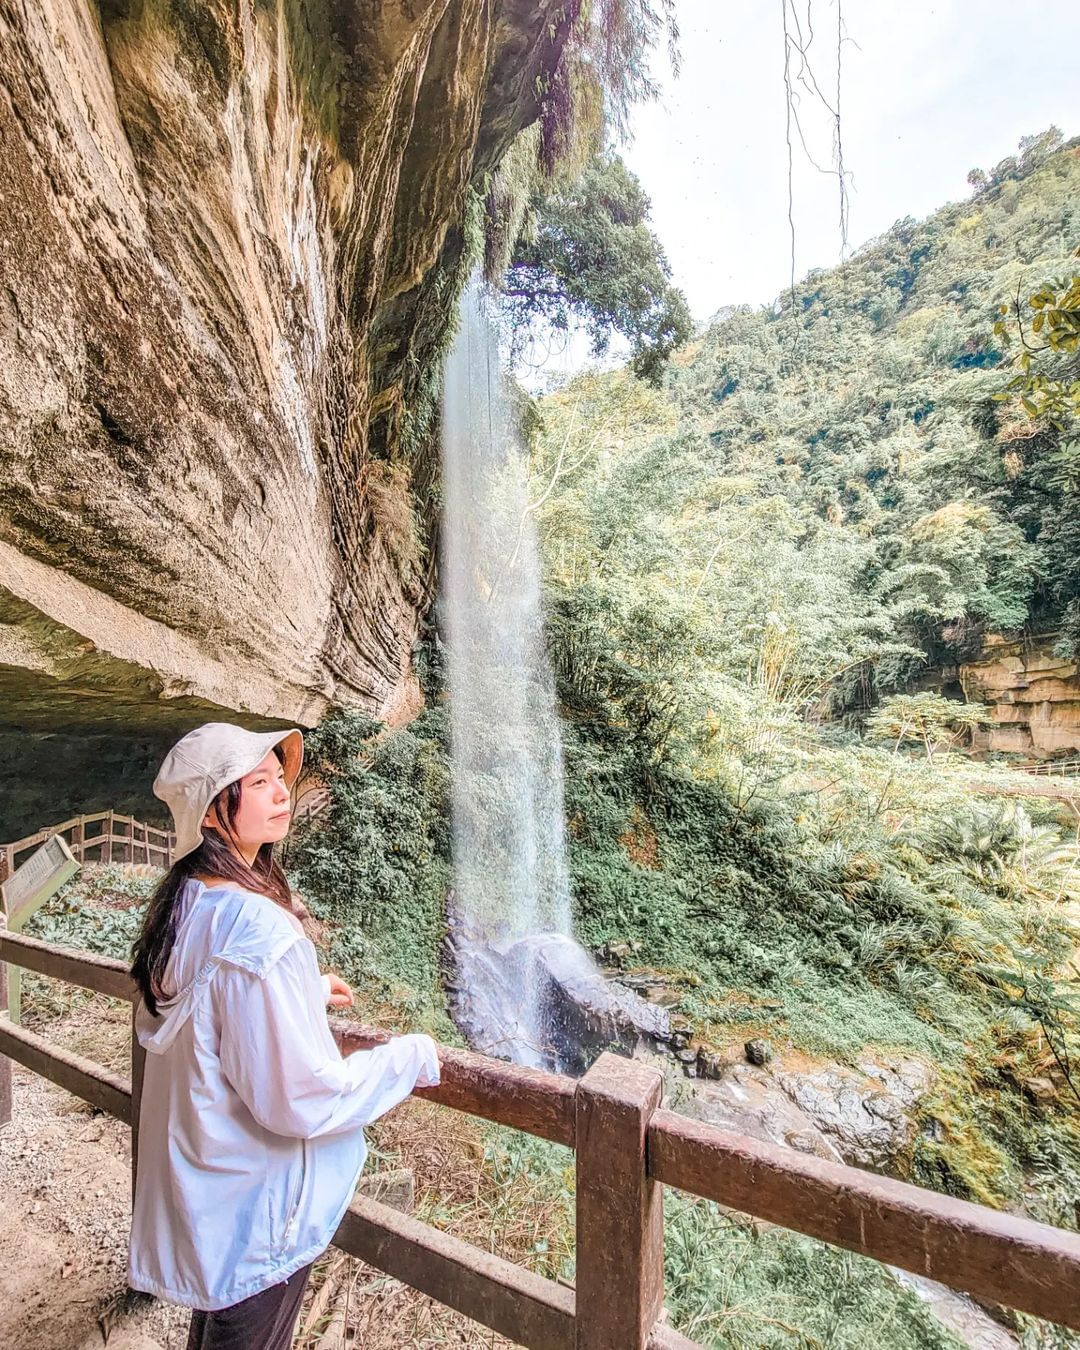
[619,0,1080,322]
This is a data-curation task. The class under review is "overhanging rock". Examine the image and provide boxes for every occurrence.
[0,0,572,738]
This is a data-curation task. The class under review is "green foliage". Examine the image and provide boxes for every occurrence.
[664,1194,959,1348]
[23,866,153,960]
[994,268,1080,430]
[287,708,453,1021]
[866,692,993,760]
[560,716,1080,1082]
[501,153,693,382]
[968,127,1066,194]
[977,944,1080,1105]
[535,0,679,175]
[523,132,1080,1232]
[21,866,155,1019]
[531,131,1080,685]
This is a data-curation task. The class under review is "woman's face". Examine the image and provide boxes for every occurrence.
[203,750,292,856]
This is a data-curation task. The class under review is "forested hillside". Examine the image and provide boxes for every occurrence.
[518,128,1080,1278]
[536,129,1080,725]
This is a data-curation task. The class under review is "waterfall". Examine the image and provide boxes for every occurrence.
[440,280,574,1066]
[439,280,672,1073]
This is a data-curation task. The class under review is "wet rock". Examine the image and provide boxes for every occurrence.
[695,1048,730,1081]
[891,1272,1019,1349]
[776,1055,934,1169]
[677,1050,935,1173]
[616,970,686,1008]
[682,1063,845,1162]
[783,1129,838,1160]
[744,1038,774,1066]
[445,908,671,1075]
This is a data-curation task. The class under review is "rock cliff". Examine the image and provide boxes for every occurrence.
[0,2,567,728]
[960,634,1080,757]
[0,0,572,831]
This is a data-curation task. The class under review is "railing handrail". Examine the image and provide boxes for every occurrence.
[2,810,176,850]
[1013,756,1080,777]
[1,929,1079,1339]
[0,811,177,883]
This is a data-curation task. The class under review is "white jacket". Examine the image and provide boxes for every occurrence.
[127,879,440,1311]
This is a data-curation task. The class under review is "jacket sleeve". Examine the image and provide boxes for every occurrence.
[213,941,441,1141]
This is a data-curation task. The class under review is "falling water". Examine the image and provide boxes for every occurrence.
[439,281,575,1066]
[439,280,674,1073]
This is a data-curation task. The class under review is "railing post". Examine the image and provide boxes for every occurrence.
[73,816,85,863]
[130,999,146,1205]
[574,1051,664,1349]
[0,914,12,1129]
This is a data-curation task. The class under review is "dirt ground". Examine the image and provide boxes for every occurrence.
[0,1030,189,1349]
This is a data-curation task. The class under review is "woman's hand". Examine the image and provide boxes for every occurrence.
[326,972,354,1007]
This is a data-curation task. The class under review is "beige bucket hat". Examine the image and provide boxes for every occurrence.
[153,722,305,862]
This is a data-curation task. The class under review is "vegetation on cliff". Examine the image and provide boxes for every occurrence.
[279,130,1080,1345]
[495,150,694,381]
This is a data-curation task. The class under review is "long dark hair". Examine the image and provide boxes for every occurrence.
[131,745,294,1015]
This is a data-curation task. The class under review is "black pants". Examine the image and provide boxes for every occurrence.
[185,1263,314,1350]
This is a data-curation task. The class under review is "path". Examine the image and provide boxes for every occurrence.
[0,1007,187,1349]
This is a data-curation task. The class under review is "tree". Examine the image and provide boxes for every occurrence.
[866,693,993,761]
[993,267,1080,430]
[967,127,1064,193]
[500,153,693,382]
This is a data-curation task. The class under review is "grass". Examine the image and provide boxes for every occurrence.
[664,1195,962,1349]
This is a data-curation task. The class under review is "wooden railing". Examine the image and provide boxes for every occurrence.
[2,925,1079,1345]
[1015,757,1080,778]
[0,812,176,883]
[1,788,329,886]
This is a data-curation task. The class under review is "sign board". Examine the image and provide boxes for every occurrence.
[0,835,81,1025]
[1,834,81,928]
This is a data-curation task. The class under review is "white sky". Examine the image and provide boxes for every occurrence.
[619,0,1080,322]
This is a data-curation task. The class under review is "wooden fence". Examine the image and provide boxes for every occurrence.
[0,812,176,884]
[1,924,1079,1346]
[0,788,332,886]
[1015,757,1080,778]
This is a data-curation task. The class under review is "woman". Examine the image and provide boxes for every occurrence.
[128,721,440,1349]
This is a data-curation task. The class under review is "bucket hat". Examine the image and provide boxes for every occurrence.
[153,723,304,862]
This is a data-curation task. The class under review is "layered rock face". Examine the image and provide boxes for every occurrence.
[961,634,1080,756]
[0,0,567,831]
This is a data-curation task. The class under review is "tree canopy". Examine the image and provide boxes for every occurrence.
[499,153,693,383]
[528,129,1080,746]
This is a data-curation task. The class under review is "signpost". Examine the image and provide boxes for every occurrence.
[0,835,81,1025]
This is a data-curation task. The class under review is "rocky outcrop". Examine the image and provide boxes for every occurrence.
[0,0,569,747]
[677,1053,934,1171]
[960,634,1080,756]
[446,912,673,1075]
